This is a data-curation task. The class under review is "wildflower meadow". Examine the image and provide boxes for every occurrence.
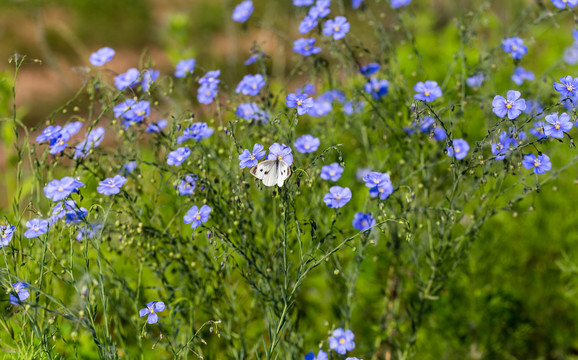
[2,0,578,358]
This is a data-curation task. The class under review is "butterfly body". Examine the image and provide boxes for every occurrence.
[250,159,291,187]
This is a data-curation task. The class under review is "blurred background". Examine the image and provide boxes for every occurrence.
[2,0,578,358]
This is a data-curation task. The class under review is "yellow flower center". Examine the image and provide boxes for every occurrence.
[177,156,183,161]
[329,171,335,176]
[297,100,302,106]
[424,91,430,97]
[150,309,155,313]
[512,45,518,50]
[2,234,6,239]
[334,26,340,32]
[250,155,255,160]
[555,124,560,129]
[196,215,201,220]
[58,187,63,192]
[534,159,541,167]
[339,338,345,344]
[252,84,257,89]
[277,155,283,160]
[506,104,512,109]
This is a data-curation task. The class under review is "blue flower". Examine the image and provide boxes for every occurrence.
[308,99,333,117]
[446,138,470,160]
[414,81,442,102]
[89,47,115,66]
[320,163,344,181]
[184,205,211,228]
[9,282,30,305]
[167,147,191,166]
[177,123,214,143]
[343,101,365,115]
[63,201,88,225]
[74,127,105,159]
[319,89,345,102]
[286,93,314,115]
[232,0,253,23]
[309,0,331,18]
[178,175,197,195]
[48,131,71,154]
[391,0,412,8]
[360,63,380,77]
[239,143,266,168]
[522,153,552,174]
[296,83,316,96]
[364,78,389,100]
[236,74,266,96]
[466,73,484,88]
[433,127,447,140]
[142,69,159,92]
[554,75,578,98]
[294,134,320,153]
[323,186,352,208]
[491,131,516,161]
[267,143,293,166]
[75,223,101,241]
[304,350,328,360]
[322,16,350,40]
[294,0,314,5]
[0,224,16,247]
[197,84,219,104]
[329,328,355,354]
[147,119,168,133]
[44,177,84,201]
[199,70,221,86]
[36,125,62,143]
[511,67,535,85]
[502,37,528,60]
[299,15,318,34]
[63,121,83,137]
[114,68,140,90]
[244,51,266,65]
[544,112,573,138]
[139,301,165,324]
[492,90,526,119]
[120,161,137,175]
[97,175,127,195]
[293,38,322,56]
[564,44,578,65]
[353,212,376,231]
[552,0,578,8]
[530,121,548,139]
[363,172,393,199]
[175,59,196,78]
[352,0,365,9]
[24,219,49,239]
[236,103,261,120]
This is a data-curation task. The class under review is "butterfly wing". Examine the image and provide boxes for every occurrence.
[250,159,291,187]
[276,160,291,187]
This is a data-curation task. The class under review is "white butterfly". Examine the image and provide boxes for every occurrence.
[250,159,291,187]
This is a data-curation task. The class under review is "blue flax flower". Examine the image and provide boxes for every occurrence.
[492,90,526,119]
[114,68,140,90]
[353,0,365,9]
[323,16,350,40]
[174,59,195,78]
[353,212,375,231]
[295,134,320,153]
[233,0,253,23]
[552,0,578,8]
[320,163,344,181]
[236,103,260,120]
[44,177,85,201]
[414,81,442,102]
[177,123,214,143]
[323,186,352,208]
[24,219,49,239]
[36,125,62,143]
[308,99,333,117]
[544,112,573,138]
[304,350,328,360]
[294,0,314,5]
[466,73,484,88]
[299,16,318,34]
[530,121,548,139]
[142,69,159,92]
[236,74,265,96]
[309,0,331,18]
[244,51,266,65]
[391,0,412,8]
[363,172,394,199]
[178,175,197,195]
[9,282,30,305]
[0,224,16,247]
[76,223,102,241]
[267,143,293,166]
[197,84,219,104]
[184,205,211,229]
[139,301,165,324]
[89,47,115,66]
[554,75,578,98]
[199,70,221,86]
[97,175,127,195]
[446,138,470,160]
[364,78,389,100]
[286,93,314,115]
[491,132,516,160]
[329,328,355,354]
[360,63,380,77]
[502,37,528,60]
[239,144,266,168]
[147,119,168,133]
[511,67,535,85]
[522,153,552,174]
[167,147,191,166]
[293,38,322,56]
